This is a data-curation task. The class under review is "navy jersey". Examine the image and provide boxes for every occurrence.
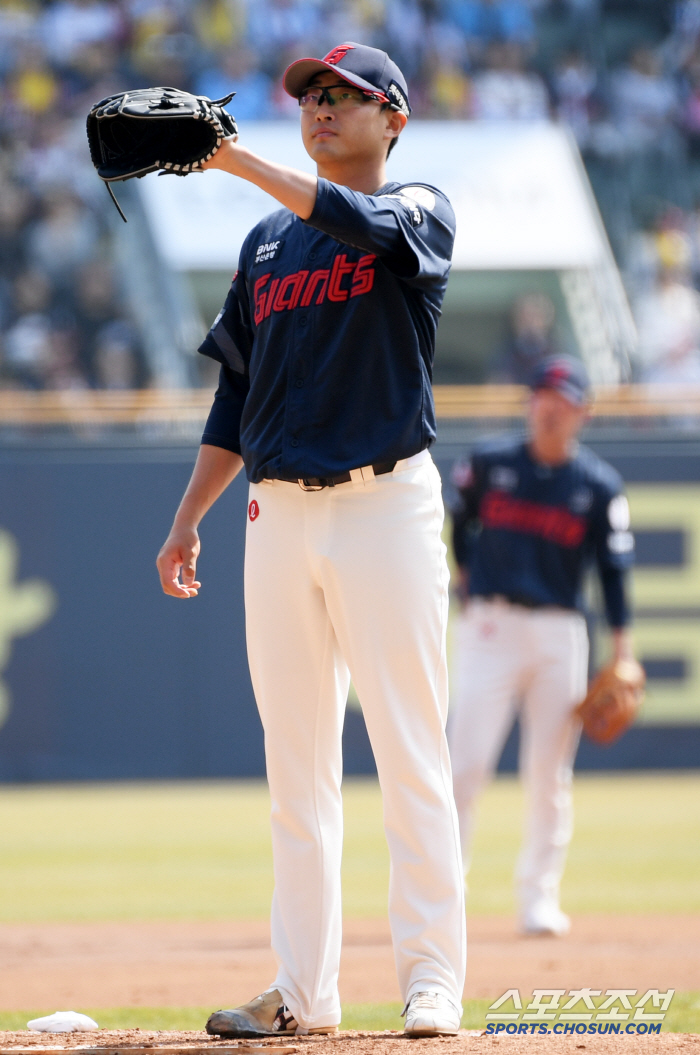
[450,438,634,627]
[198,177,455,483]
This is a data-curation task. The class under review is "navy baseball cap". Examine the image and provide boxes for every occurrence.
[283,42,411,116]
[530,356,591,406]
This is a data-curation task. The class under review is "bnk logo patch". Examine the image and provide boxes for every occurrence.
[255,240,284,265]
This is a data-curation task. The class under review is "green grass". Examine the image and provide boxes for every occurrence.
[0,774,698,921]
[1,996,698,1033]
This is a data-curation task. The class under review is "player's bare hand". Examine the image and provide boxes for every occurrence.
[201,137,238,171]
[157,526,202,598]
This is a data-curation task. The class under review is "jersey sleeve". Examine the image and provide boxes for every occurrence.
[201,364,248,454]
[450,453,484,570]
[198,267,254,455]
[304,179,455,288]
[198,267,254,375]
[591,478,635,628]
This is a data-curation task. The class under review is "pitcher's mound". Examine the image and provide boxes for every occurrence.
[0,1030,697,1055]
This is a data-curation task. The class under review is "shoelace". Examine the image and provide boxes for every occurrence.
[402,991,442,1016]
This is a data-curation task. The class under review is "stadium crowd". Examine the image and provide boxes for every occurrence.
[1,0,700,389]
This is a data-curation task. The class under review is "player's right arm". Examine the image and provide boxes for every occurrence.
[158,264,253,599]
[157,445,244,598]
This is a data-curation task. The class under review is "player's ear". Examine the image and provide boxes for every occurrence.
[384,108,406,146]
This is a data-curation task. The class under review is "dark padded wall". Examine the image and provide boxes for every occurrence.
[0,436,698,782]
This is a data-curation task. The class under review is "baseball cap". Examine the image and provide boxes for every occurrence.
[530,356,591,406]
[283,42,411,116]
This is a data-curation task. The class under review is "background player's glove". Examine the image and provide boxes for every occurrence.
[575,658,646,746]
[86,87,237,221]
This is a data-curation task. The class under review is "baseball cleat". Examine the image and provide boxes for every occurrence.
[402,991,462,1036]
[205,989,338,1038]
[520,902,571,937]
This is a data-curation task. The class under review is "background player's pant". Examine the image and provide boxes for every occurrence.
[244,452,466,1030]
[449,598,588,917]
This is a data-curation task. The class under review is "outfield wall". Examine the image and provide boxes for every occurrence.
[0,432,698,782]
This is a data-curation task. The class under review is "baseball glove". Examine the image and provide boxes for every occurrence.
[86,86,238,221]
[576,658,646,746]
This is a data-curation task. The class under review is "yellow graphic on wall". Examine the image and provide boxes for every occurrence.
[0,530,57,730]
[627,485,700,725]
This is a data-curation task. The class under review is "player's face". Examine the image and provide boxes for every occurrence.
[299,71,404,169]
[529,388,588,446]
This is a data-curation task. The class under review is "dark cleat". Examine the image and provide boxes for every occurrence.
[206,990,297,1037]
[205,989,339,1038]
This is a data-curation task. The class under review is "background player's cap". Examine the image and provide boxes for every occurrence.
[283,42,411,116]
[530,356,591,406]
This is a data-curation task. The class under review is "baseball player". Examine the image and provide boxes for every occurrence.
[449,356,635,936]
[156,43,465,1037]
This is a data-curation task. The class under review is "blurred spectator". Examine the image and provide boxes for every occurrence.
[196,48,272,118]
[70,260,143,383]
[25,190,100,288]
[552,49,597,147]
[445,0,535,58]
[40,0,124,69]
[3,0,700,390]
[2,311,54,388]
[609,46,681,153]
[0,181,33,280]
[94,319,140,388]
[129,3,196,86]
[192,0,245,53]
[634,264,700,382]
[488,294,559,382]
[425,52,472,117]
[245,0,321,67]
[681,55,700,156]
[471,42,549,120]
[8,43,59,115]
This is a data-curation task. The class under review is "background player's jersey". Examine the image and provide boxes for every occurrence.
[198,178,455,483]
[451,437,634,627]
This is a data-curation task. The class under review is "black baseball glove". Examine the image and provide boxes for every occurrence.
[86,86,238,220]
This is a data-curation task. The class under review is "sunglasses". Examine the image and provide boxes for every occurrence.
[298,83,387,112]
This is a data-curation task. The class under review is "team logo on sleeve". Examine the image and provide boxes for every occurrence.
[607,494,633,554]
[608,494,630,530]
[255,240,284,265]
[570,487,593,514]
[489,466,518,491]
[384,194,423,226]
[401,186,436,211]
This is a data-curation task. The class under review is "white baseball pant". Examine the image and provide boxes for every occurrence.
[449,598,588,915]
[244,450,466,1030]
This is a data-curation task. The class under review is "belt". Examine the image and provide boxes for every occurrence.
[277,460,397,491]
[479,593,553,610]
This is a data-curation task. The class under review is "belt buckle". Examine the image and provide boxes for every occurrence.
[298,478,326,492]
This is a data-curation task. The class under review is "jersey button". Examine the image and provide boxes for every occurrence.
[295,379,304,388]
[308,251,317,261]
[290,438,299,447]
[299,316,308,327]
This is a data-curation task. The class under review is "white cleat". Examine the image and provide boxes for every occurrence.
[403,991,463,1036]
[520,902,571,937]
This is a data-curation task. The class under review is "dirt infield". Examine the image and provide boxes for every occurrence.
[0,915,697,1010]
[0,1030,698,1055]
